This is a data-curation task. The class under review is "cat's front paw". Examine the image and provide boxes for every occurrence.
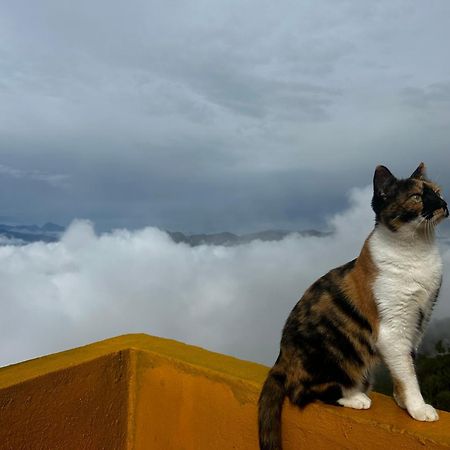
[408,404,439,422]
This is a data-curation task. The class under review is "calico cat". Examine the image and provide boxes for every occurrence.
[258,163,449,450]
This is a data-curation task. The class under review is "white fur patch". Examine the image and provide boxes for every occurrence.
[369,224,442,421]
[338,391,371,410]
[370,225,442,348]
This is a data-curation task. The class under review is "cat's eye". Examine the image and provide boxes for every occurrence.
[410,193,422,202]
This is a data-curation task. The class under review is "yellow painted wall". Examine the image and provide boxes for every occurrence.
[1,334,450,449]
[0,351,130,450]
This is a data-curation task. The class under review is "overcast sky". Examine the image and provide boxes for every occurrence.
[1,1,450,232]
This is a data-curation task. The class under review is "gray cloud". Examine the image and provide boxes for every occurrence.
[0,164,70,188]
[0,1,450,232]
[401,82,450,108]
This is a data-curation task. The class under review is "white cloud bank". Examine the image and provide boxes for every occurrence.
[1,185,449,367]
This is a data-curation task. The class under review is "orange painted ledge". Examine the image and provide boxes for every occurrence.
[0,334,449,450]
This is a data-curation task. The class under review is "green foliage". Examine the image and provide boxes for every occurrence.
[435,339,449,355]
[417,352,450,412]
[373,363,392,396]
[435,391,450,411]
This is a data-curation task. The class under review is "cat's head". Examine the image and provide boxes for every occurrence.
[372,163,448,234]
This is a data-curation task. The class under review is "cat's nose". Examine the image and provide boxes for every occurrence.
[442,200,449,217]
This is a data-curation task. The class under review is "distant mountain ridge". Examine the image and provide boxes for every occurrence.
[1,222,448,247]
[168,229,330,246]
[0,223,330,246]
[0,223,65,244]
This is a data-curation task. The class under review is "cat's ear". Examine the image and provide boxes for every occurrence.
[373,165,396,198]
[410,162,427,180]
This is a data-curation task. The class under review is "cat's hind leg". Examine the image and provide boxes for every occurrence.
[337,388,372,410]
[306,383,371,409]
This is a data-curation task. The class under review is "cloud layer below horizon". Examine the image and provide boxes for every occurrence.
[1,185,449,367]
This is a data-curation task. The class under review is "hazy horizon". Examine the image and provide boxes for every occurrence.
[1,185,450,368]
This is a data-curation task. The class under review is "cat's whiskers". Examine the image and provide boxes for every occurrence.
[426,220,432,242]
[412,216,427,239]
[426,217,437,243]
[411,216,436,243]
[390,214,405,232]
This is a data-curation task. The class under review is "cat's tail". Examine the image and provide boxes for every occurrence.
[258,368,286,450]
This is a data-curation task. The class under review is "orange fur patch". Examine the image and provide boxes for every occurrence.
[343,237,380,337]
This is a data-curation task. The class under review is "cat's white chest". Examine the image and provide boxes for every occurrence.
[369,227,442,340]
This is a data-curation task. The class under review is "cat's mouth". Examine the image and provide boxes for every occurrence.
[416,208,447,240]
[423,206,449,223]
